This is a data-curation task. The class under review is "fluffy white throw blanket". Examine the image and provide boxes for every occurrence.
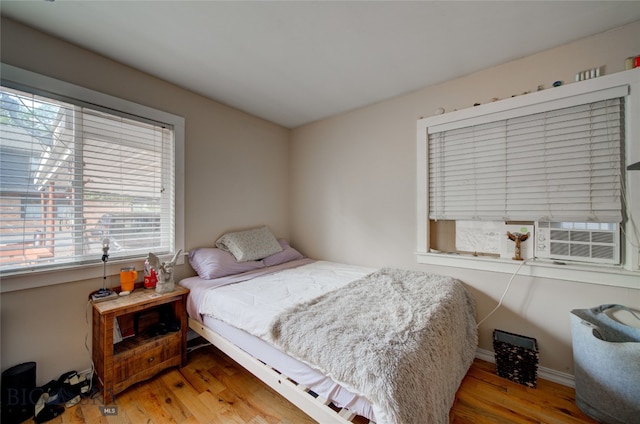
[269,268,477,424]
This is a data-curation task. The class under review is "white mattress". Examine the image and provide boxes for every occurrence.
[180,260,378,421]
[202,315,376,420]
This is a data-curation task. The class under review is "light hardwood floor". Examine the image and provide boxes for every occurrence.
[42,343,598,423]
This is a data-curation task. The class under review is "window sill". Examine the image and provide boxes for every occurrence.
[416,251,639,289]
[0,255,186,293]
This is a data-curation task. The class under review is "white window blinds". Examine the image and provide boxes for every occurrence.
[0,85,175,273]
[428,97,624,223]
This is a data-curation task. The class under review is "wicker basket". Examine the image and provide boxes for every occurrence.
[493,330,539,388]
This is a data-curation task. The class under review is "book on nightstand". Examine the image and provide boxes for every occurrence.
[113,318,123,344]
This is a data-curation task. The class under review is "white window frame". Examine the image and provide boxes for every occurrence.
[0,64,185,292]
[417,68,640,289]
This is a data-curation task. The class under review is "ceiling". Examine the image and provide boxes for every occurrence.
[2,1,640,128]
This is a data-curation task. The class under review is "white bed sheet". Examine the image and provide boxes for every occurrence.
[180,260,378,421]
[199,261,376,340]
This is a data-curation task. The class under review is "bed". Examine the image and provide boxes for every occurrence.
[179,228,477,424]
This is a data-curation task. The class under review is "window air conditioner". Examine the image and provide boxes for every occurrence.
[534,222,620,265]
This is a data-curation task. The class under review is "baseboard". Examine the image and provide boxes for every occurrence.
[476,348,575,388]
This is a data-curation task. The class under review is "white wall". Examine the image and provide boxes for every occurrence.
[290,21,640,375]
[0,18,291,384]
[2,16,639,385]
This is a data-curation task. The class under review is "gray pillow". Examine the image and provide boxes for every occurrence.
[215,226,283,262]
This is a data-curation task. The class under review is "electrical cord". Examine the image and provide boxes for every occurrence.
[476,258,530,328]
[84,300,97,397]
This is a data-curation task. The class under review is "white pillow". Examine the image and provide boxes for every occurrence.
[215,226,283,262]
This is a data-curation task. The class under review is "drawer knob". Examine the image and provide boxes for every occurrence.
[148,356,155,363]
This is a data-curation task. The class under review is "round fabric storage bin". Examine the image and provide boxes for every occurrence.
[570,305,640,424]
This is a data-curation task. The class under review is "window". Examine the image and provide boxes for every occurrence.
[417,69,640,287]
[428,98,623,224]
[0,64,184,289]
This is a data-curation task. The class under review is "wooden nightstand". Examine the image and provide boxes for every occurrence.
[91,286,189,404]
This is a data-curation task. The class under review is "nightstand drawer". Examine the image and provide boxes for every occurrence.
[112,332,181,383]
